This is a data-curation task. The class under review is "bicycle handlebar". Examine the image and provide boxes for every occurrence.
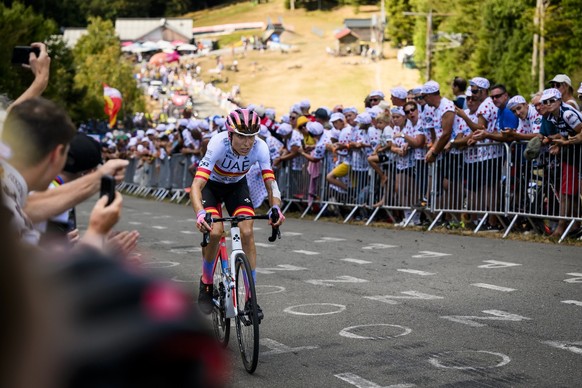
[200,212,281,247]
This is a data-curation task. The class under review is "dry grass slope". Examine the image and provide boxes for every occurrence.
[186,1,420,115]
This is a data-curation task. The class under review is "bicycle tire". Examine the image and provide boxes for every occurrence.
[212,262,230,348]
[234,253,259,374]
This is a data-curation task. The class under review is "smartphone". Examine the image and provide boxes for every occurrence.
[100,175,116,206]
[11,46,41,65]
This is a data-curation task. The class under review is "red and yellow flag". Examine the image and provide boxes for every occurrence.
[103,84,122,128]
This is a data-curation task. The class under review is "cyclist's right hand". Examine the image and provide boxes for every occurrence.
[196,209,212,232]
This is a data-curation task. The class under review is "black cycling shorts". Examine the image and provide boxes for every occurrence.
[202,177,255,217]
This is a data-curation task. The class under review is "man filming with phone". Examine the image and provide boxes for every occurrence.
[10,42,51,107]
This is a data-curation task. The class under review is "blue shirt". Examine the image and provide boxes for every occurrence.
[496,105,519,131]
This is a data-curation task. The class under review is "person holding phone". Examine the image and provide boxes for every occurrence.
[10,42,51,107]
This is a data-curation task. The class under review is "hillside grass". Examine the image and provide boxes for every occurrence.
[185,1,421,116]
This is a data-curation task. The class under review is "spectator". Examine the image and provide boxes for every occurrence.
[549,74,580,111]
[452,76,468,110]
[368,90,385,107]
[390,87,408,108]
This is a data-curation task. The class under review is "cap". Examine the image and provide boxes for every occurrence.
[541,88,562,102]
[550,74,572,87]
[128,137,138,147]
[367,106,383,118]
[146,128,156,136]
[469,77,490,90]
[187,119,198,130]
[391,106,405,116]
[524,136,542,161]
[306,121,324,136]
[299,99,311,109]
[64,133,103,174]
[378,100,390,111]
[198,120,210,131]
[253,105,266,117]
[265,108,276,119]
[422,80,440,94]
[343,107,358,115]
[276,123,293,136]
[369,90,385,99]
[156,124,166,132]
[290,104,302,116]
[280,115,290,124]
[314,108,330,120]
[355,113,372,125]
[390,87,408,100]
[330,112,345,122]
[258,124,270,138]
[506,95,526,110]
[297,116,309,128]
[178,118,189,128]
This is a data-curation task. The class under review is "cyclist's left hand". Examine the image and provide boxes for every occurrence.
[268,205,285,227]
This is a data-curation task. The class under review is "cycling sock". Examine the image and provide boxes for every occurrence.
[251,269,256,284]
[201,259,214,284]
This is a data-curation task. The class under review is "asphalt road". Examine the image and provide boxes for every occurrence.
[78,195,582,388]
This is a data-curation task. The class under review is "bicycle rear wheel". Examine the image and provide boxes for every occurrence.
[234,253,259,373]
[212,263,230,348]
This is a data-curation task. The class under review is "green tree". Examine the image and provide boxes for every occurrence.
[73,17,144,124]
[386,0,415,46]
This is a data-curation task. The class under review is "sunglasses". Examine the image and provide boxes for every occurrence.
[549,82,562,88]
[414,95,425,101]
[298,124,306,129]
[290,116,298,120]
[470,89,480,95]
[404,107,417,115]
[542,98,558,106]
[490,92,505,100]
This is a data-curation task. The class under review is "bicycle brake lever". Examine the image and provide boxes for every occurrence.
[268,226,280,242]
[200,213,213,247]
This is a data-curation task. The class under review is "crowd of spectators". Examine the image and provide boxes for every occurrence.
[100,60,582,241]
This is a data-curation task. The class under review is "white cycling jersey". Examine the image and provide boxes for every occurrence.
[194,131,275,184]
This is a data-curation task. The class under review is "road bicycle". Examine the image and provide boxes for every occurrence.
[200,211,281,374]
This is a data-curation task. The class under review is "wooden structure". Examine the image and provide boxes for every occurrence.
[335,28,361,55]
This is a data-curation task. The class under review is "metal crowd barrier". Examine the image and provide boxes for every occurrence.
[118,142,581,243]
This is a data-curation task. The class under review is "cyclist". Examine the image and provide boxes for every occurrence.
[190,108,285,319]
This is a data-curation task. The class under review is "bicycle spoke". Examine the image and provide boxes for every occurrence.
[235,253,259,373]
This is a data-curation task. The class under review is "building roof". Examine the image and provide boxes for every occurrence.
[62,28,88,48]
[344,18,374,29]
[115,18,193,41]
[335,28,360,40]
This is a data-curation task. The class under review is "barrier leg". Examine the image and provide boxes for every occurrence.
[428,211,444,231]
[282,201,293,214]
[301,204,312,218]
[314,203,329,221]
[473,213,489,234]
[365,207,380,225]
[344,206,359,223]
[503,214,519,239]
[558,219,576,243]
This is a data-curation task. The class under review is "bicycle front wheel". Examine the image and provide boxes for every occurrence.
[234,253,259,373]
[212,262,230,348]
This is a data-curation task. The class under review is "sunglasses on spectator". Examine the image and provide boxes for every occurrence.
[369,98,381,102]
[542,98,558,105]
[404,107,417,115]
[549,82,562,88]
[490,92,505,100]
[298,124,307,129]
[290,115,298,120]
[470,89,480,95]
[414,95,424,100]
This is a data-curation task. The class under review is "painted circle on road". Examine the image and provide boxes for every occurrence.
[142,261,180,269]
[171,276,196,283]
[284,303,346,316]
[339,324,412,340]
[255,285,286,295]
[428,350,511,370]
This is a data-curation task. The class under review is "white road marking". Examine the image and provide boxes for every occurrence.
[151,225,167,229]
[260,338,318,356]
[171,276,196,283]
[151,215,171,219]
[478,260,522,269]
[339,324,412,340]
[293,250,320,255]
[170,247,201,254]
[283,232,303,236]
[177,218,197,223]
[362,243,397,250]
[342,258,372,264]
[284,303,346,316]
[365,291,444,305]
[561,300,582,307]
[411,251,451,258]
[335,373,415,388]
[180,230,196,234]
[314,237,346,243]
[397,269,436,276]
[428,351,511,370]
[471,283,516,292]
[440,310,531,327]
[158,240,175,244]
[142,261,180,269]
[256,264,307,274]
[255,242,275,248]
[128,221,142,225]
[305,276,368,287]
[541,341,582,355]
[255,285,286,295]
[564,273,582,283]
